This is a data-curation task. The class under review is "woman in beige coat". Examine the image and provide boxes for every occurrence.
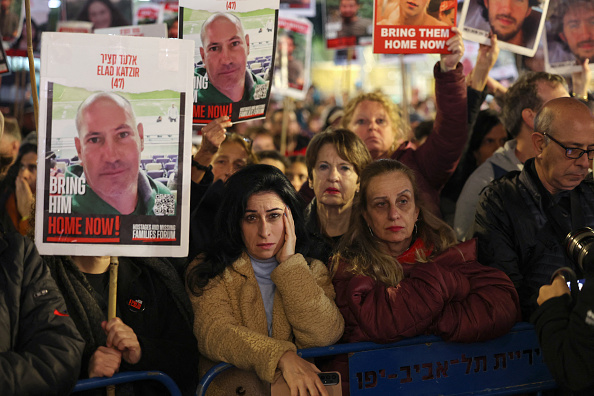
[187,165,344,396]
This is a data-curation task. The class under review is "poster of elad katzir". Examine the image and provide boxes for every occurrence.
[35,32,193,257]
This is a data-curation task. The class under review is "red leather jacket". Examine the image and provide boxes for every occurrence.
[333,239,520,344]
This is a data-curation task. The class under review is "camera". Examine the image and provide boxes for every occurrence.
[565,227,594,275]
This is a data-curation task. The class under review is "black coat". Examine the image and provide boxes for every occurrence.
[304,199,341,266]
[0,230,85,395]
[474,159,594,320]
[532,276,594,393]
[45,255,199,396]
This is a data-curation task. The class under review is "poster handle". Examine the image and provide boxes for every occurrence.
[106,256,119,396]
[23,0,38,132]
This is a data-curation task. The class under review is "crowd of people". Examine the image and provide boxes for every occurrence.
[2,27,594,396]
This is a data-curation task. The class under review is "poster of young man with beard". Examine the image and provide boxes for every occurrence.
[544,0,594,75]
[459,0,549,57]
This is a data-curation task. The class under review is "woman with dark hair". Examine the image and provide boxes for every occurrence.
[329,159,520,395]
[0,142,37,235]
[304,128,371,264]
[440,109,507,224]
[186,164,344,396]
[76,0,129,30]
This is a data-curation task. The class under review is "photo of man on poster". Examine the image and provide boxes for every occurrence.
[337,0,372,37]
[67,92,173,215]
[462,0,543,49]
[276,32,305,89]
[546,0,594,65]
[0,0,21,41]
[194,12,267,104]
[377,0,449,26]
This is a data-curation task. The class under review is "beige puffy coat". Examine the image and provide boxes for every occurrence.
[188,253,344,396]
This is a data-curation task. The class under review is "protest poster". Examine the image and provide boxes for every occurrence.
[372,0,456,54]
[1,0,24,45]
[272,16,312,100]
[66,0,133,31]
[95,23,168,38]
[57,21,94,33]
[279,0,315,18]
[35,32,193,257]
[459,0,549,57]
[543,1,594,75]
[324,0,373,48]
[133,2,163,25]
[179,0,278,125]
[163,3,179,38]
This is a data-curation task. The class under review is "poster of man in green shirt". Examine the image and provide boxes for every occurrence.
[67,91,174,216]
[196,13,267,103]
[180,1,277,124]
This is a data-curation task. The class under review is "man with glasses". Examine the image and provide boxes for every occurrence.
[455,72,570,241]
[474,97,594,320]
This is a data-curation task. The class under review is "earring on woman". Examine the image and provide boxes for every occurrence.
[368,225,374,237]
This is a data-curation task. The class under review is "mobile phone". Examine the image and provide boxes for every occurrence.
[271,371,342,396]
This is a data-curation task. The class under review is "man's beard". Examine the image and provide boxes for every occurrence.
[490,14,522,42]
[573,40,594,62]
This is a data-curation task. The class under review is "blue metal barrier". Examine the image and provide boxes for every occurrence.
[73,371,181,396]
[196,322,557,396]
[348,322,556,395]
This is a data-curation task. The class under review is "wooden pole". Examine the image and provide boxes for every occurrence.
[280,96,292,155]
[23,0,38,132]
[106,256,119,396]
[399,54,411,138]
[346,47,354,100]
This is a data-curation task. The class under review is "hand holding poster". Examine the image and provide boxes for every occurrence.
[459,0,550,57]
[179,0,278,125]
[544,0,594,75]
[373,0,456,54]
[36,33,193,257]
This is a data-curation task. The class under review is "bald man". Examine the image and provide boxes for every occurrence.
[474,97,594,320]
[194,13,267,104]
[67,92,173,215]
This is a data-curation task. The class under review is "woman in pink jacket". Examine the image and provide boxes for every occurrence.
[330,159,520,394]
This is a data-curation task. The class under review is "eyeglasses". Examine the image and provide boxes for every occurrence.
[542,133,594,160]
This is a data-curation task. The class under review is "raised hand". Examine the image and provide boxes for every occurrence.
[200,116,232,155]
[440,27,464,72]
